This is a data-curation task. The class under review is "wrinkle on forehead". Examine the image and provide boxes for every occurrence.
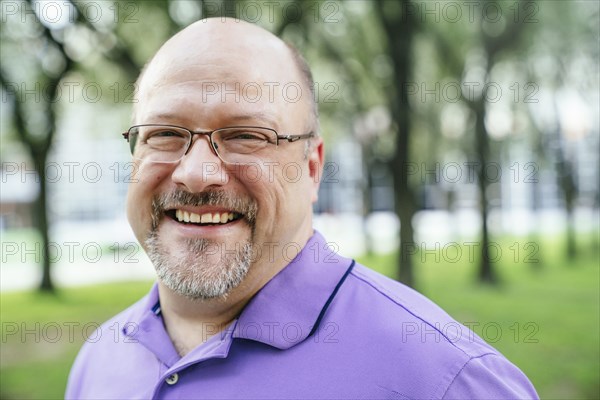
[145,60,280,92]
[134,18,312,131]
[139,19,295,92]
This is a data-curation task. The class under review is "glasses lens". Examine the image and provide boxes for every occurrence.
[213,127,277,163]
[130,125,190,163]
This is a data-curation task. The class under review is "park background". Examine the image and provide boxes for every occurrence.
[1,0,598,398]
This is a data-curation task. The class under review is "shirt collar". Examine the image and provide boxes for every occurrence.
[125,283,181,366]
[232,230,355,349]
[127,230,355,356]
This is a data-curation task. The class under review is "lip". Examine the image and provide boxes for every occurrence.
[161,213,245,238]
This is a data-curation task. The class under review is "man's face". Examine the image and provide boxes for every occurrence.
[126,21,323,300]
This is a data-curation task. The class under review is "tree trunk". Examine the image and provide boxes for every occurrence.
[551,96,578,261]
[565,186,577,260]
[363,157,374,257]
[473,0,527,283]
[375,0,417,287]
[560,157,577,260]
[473,96,496,284]
[32,150,53,292]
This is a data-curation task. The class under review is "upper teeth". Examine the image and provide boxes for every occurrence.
[175,210,236,224]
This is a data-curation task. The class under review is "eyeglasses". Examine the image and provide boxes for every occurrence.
[122,125,314,164]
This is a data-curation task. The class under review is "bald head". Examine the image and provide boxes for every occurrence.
[133,18,318,135]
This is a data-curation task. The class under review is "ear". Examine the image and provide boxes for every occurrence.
[307,137,324,203]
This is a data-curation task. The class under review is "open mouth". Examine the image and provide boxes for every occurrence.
[166,209,244,226]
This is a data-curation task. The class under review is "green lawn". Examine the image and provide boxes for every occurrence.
[1,282,153,400]
[1,236,598,399]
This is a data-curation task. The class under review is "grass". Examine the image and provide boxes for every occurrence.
[1,282,153,400]
[1,234,598,399]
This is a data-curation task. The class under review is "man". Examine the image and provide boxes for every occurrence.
[66,18,538,399]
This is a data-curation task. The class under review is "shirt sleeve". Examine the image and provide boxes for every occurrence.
[442,354,539,400]
[64,343,86,400]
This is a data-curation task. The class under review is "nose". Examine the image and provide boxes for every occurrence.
[171,135,229,192]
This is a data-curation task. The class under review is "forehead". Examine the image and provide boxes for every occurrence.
[135,24,310,128]
[138,68,307,130]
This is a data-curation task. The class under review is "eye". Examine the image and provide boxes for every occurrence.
[224,130,269,141]
[146,129,186,139]
[141,127,188,151]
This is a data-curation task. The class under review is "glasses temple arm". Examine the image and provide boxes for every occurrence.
[278,132,315,142]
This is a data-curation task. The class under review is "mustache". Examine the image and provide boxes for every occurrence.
[150,189,258,230]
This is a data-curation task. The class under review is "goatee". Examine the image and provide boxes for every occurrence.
[144,189,258,300]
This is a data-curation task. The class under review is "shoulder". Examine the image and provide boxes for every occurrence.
[65,295,151,399]
[339,263,491,354]
[78,294,149,352]
[322,261,538,399]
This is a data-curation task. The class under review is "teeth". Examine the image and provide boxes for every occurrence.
[175,210,239,224]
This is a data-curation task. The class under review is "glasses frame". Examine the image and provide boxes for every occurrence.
[122,124,315,164]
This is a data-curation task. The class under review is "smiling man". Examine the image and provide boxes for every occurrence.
[66,18,538,400]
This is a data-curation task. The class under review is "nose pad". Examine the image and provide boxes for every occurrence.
[185,133,229,165]
[185,134,218,158]
[172,134,229,192]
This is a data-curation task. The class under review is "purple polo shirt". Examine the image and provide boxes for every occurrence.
[66,231,538,399]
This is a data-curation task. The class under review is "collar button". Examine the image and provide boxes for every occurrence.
[165,373,179,385]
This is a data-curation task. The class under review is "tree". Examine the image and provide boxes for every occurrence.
[523,0,598,261]
[427,0,529,283]
[374,0,419,286]
[1,1,74,291]
[283,0,445,287]
[1,0,143,291]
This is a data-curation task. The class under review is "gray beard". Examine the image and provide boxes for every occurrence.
[146,232,254,300]
[144,189,258,300]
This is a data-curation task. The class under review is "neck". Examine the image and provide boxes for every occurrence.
[158,226,315,356]
[157,282,250,356]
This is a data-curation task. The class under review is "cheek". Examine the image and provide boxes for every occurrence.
[126,163,173,242]
[234,163,285,231]
[248,161,310,225]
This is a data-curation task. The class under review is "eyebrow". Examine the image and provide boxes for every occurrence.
[148,111,281,130]
[147,113,181,123]
[227,112,280,128]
